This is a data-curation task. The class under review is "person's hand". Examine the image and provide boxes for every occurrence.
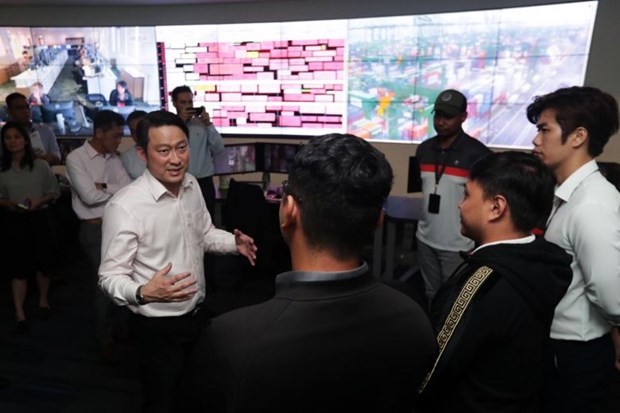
[140,262,198,303]
[612,327,620,371]
[198,110,211,126]
[234,229,257,266]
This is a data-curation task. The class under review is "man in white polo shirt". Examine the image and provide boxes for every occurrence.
[527,86,620,413]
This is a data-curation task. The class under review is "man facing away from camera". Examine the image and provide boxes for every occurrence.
[527,86,620,413]
[418,151,572,413]
[184,133,436,413]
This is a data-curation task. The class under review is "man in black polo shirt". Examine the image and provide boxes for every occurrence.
[415,89,491,307]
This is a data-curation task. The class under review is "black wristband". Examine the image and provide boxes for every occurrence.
[135,285,146,305]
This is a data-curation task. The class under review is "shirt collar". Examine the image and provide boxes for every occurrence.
[472,234,535,254]
[555,159,598,203]
[276,262,368,284]
[84,140,111,160]
[142,168,193,201]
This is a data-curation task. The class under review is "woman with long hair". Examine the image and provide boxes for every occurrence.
[0,122,60,333]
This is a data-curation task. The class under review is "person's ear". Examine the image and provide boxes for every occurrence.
[137,145,147,163]
[375,211,385,230]
[280,195,301,230]
[489,194,508,221]
[571,127,588,148]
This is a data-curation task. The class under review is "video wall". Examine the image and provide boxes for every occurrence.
[0,1,598,148]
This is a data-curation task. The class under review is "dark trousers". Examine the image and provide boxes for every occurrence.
[543,333,615,413]
[78,221,127,345]
[129,306,208,413]
[197,175,216,217]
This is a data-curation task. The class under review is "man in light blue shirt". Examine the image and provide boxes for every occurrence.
[171,85,224,215]
[120,110,147,180]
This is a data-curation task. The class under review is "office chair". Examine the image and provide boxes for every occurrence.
[213,179,281,290]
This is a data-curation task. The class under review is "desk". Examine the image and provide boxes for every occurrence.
[373,195,423,280]
[84,67,117,96]
[11,50,68,93]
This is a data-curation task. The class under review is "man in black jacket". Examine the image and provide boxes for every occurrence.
[184,133,436,412]
[418,151,572,413]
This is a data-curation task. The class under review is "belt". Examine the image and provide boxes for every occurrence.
[82,218,103,225]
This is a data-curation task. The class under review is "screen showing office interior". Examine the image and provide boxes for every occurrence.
[213,144,258,175]
[0,1,597,148]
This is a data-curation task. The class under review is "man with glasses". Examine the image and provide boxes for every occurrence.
[184,133,436,412]
[5,92,60,165]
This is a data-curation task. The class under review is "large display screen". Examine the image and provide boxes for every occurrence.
[0,1,598,148]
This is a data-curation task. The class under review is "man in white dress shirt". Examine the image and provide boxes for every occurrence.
[120,110,147,180]
[65,109,130,362]
[98,110,256,413]
[527,86,620,413]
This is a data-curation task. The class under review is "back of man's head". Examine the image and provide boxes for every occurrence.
[288,133,393,259]
[469,151,555,233]
[136,110,188,150]
[526,86,619,157]
[171,85,193,102]
[94,110,125,133]
[5,92,27,109]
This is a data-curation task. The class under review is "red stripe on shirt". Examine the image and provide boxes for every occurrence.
[420,163,469,178]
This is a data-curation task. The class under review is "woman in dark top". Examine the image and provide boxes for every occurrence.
[0,122,60,334]
[109,80,133,107]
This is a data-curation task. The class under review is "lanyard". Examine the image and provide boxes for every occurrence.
[434,148,451,193]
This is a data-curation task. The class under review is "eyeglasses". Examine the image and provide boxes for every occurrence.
[281,180,302,203]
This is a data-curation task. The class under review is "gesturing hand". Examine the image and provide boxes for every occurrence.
[140,262,198,303]
[234,229,258,266]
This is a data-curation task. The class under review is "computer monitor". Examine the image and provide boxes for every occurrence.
[41,101,76,123]
[260,143,301,174]
[213,143,257,175]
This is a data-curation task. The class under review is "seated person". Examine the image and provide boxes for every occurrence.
[28,82,50,107]
[184,133,436,412]
[109,80,133,107]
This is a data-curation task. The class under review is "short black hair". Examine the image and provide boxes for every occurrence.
[136,110,188,151]
[1,122,35,172]
[127,110,148,125]
[526,86,619,157]
[5,92,27,109]
[287,133,393,259]
[93,110,125,133]
[171,85,193,102]
[469,151,555,233]
[116,80,128,89]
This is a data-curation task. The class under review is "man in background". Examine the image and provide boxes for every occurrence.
[99,110,256,413]
[418,151,572,412]
[185,133,436,412]
[527,86,620,413]
[171,85,224,215]
[415,89,491,306]
[6,92,60,165]
[65,110,130,362]
[120,110,147,180]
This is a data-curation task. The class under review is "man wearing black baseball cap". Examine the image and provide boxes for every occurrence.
[414,89,492,307]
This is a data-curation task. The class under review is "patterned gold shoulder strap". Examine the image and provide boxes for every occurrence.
[418,265,494,394]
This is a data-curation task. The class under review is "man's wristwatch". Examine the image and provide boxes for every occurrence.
[135,285,147,305]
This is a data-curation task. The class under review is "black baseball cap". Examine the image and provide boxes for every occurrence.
[433,89,467,116]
